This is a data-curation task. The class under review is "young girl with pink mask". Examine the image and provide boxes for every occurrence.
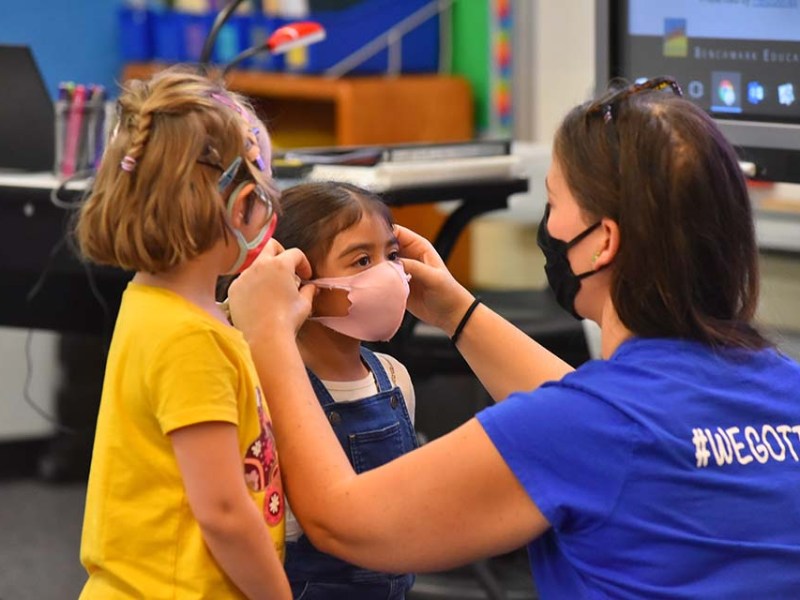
[273,181,417,600]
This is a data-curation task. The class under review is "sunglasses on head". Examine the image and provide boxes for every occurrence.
[588,76,684,124]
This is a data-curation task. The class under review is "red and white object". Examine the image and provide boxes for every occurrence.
[267,21,326,55]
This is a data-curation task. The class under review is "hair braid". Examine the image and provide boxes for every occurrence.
[125,108,154,167]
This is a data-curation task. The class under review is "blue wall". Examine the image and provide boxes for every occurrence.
[0,0,121,99]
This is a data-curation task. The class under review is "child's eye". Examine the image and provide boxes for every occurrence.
[388,250,400,261]
[355,255,371,267]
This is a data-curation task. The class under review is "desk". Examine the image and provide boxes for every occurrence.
[0,174,126,334]
[0,173,528,334]
[754,200,800,254]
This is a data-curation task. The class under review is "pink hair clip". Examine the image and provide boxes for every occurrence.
[120,155,137,172]
[211,92,243,115]
[212,93,267,172]
[210,92,260,127]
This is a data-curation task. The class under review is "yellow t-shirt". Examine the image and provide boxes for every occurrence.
[80,283,285,599]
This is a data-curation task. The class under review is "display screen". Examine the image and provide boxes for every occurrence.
[617,0,800,125]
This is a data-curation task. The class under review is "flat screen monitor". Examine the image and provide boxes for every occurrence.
[0,45,54,172]
[596,0,800,183]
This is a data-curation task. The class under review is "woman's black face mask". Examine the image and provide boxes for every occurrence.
[536,205,603,320]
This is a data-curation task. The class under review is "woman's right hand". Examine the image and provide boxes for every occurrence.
[395,225,475,336]
[227,239,315,343]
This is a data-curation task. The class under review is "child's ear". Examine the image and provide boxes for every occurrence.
[228,182,256,228]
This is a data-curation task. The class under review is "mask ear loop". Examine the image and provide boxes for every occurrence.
[310,282,352,292]
[226,180,254,214]
[225,180,278,273]
[225,180,254,273]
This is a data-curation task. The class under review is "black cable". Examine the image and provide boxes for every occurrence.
[80,259,113,355]
[49,169,93,210]
[23,330,77,435]
[23,170,109,436]
[25,234,67,304]
[222,45,264,76]
[199,0,250,67]
[23,233,76,434]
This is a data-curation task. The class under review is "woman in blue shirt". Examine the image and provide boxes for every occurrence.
[230,77,800,598]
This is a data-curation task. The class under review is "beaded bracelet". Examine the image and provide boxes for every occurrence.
[450,297,482,345]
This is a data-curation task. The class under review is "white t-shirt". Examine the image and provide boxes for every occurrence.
[285,352,414,542]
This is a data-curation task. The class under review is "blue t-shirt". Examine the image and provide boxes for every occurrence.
[477,337,800,599]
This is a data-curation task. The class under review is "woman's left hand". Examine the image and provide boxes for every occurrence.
[227,239,316,342]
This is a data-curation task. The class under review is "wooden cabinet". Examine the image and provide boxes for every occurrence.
[122,64,476,282]
[123,64,473,146]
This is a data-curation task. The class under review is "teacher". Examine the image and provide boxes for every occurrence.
[228,77,800,598]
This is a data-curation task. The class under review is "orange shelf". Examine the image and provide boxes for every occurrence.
[122,64,474,147]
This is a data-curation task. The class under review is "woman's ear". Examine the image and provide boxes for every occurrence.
[227,182,256,228]
[594,217,620,269]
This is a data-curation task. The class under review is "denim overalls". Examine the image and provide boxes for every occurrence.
[284,347,418,600]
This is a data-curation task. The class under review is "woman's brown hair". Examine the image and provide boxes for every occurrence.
[554,80,768,349]
[273,181,393,276]
[75,65,277,274]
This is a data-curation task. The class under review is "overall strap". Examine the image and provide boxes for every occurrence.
[359,346,393,393]
[305,367,337,408]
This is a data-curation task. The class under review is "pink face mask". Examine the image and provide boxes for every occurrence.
[310,261,410,342]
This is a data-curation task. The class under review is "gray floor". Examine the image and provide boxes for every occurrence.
[0,478,87,600]
[0,473,535,600]
[0,370,536,600]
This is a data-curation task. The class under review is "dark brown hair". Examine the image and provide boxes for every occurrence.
[76,65,278,273]
[273,181,393,275]
[554,81,768,349]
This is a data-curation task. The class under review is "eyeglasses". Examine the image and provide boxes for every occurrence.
[588,76,684,124]
[198,154,275,225]
[216,155,244,192]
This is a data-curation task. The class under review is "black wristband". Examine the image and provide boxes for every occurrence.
[450,297,481,345]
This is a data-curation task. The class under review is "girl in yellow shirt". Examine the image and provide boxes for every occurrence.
[75,65,291,600]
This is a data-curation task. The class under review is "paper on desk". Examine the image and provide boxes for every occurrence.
[306,155,524,192]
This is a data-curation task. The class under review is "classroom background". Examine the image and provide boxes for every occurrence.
[2,1,800,599]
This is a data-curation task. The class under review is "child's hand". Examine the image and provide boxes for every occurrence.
[227,239,316,341]
[395,225,475,337]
